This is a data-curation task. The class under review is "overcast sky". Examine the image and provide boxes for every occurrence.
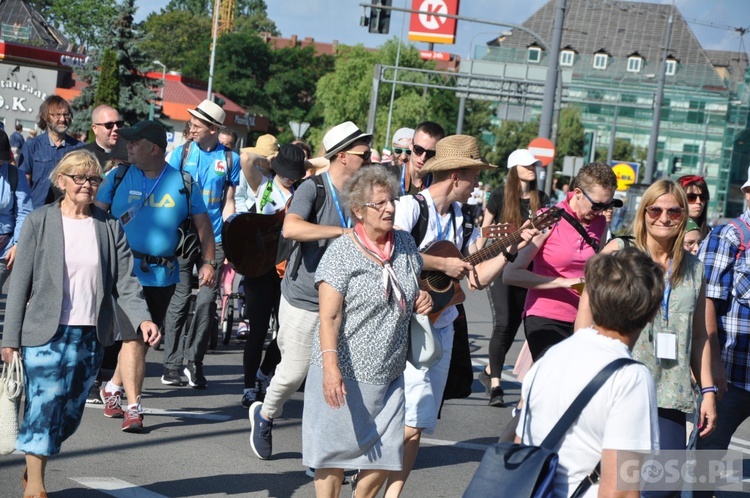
[134,0,750,61]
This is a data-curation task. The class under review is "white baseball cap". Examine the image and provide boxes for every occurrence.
[507,149,542,169]
[742,165,750,193]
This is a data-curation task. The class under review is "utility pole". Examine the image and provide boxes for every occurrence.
[542,0,566,196]
[644,2,674,183]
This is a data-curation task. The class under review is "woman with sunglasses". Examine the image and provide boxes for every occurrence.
[1,150,158,498]
[477,149,550,406]
[575,180,717,497]
[678,175,710,237]
[503,162,617,361]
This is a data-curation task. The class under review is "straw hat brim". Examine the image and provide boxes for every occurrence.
[421,156,497,173]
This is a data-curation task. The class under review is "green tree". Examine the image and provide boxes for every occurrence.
[71,0,160,133]
[166,0,210,16]
[94,48,120,108]
[140,10,213,80]
[26,0,118,48]
[486,119,539,166]
[594,138,646,164]
[551,105,585,172]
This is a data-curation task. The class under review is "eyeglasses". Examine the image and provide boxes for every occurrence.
[345,149,372,162]
[364,198,397,212]
[49,112,71,120]
[686,192,708,204]
[64,174,103,187]
[95,120,124,130]
[412,144,436,160]
[683,240,700,249]
[645,205,684,221]
[579,188,615,212]
[393,147,411,156]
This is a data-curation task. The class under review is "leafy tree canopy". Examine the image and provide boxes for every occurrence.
[27,0,119,48]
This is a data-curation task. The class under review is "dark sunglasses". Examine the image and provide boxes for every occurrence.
[645,205,684,221]
[412,144,436,160]
[686,192,708,203]
[579,188,614,212]
[64,174,103,186]
[345,149,372,162]
[393,147,412,156]
[95,120,125,130]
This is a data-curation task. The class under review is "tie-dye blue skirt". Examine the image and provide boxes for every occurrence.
[16,325,104,456]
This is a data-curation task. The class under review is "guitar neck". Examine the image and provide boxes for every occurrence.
[464,230,525,266]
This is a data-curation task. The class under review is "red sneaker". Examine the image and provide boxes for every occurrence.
[101,387,124,418]
[121,407,144,433]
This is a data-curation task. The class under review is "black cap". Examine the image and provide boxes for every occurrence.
[118,120,167,150]
[0,130,11,161]
[271,144,306,181]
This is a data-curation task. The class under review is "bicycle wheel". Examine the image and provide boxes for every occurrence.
[222,302,234,345]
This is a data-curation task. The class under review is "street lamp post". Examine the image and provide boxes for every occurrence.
[153,60,166,100]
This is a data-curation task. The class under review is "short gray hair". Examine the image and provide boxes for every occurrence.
[344,165,399,219]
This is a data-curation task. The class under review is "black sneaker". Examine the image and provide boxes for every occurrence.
[489,386,505,407]
[161,368,183,386]
[478,368,492,396]
[249,401,273,459]
[184,361,207,389]
[86,380,103,404]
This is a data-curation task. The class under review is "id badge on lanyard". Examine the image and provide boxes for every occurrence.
[656,265,677,361]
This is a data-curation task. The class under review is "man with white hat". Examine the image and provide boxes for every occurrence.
[694,168,750,498]
[249,120,372,460]
[387,135,538,495]
[161,99,241,389]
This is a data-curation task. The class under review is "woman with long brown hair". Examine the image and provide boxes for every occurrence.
[678,175,710,237]
[478,149,549,406]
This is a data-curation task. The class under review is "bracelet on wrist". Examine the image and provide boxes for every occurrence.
[700,386,718,395]
[502,247,517,263]
[321,349,338,354]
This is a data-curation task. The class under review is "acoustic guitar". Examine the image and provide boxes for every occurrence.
[222,210,285,278]
[421,207,562,321]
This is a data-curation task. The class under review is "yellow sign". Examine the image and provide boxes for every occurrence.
[612,163,637,191]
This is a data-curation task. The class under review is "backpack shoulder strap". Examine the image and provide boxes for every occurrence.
[309,173,327,222]
[180,141,192,171]
[180,169,193,216]
[410,193,429,247]
[112,163,131,194]
[7,163,18,216]
[460,203,475,253]
[728,218,750,260]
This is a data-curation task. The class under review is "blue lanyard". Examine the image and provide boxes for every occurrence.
[400,166,406,196]
[432,199,455,243]
[324,172,350,228]
[662,260,672,325]
[139,166,167,207]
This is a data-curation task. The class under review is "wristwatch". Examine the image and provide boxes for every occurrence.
[202,259,218,269]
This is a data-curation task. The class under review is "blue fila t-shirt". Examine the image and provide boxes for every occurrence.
[168,142,240,242]
[96,164,207,287]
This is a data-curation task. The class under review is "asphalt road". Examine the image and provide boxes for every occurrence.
[1,283,749,497]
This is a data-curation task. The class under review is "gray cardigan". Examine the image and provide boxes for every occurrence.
[2,201,151,348]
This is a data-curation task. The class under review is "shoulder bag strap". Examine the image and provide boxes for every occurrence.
[559,210,600,253]
[540,357,637,449]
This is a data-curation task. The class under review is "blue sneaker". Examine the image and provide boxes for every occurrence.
[249,401,273,459]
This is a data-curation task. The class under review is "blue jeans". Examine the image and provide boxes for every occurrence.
[693,384,750,498]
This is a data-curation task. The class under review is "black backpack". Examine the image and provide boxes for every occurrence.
[409,193,475,253]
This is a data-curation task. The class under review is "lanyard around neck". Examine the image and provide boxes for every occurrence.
[324,172,350,228]
[432,198,456,243]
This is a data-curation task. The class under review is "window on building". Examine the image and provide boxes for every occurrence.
[560,50,575,66]
[593,53,608,70]
[665,60,677,75]
[627,56,642,73]
[528,47,542,63]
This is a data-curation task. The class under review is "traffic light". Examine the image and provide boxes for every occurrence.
[671,156,683,175]
[583,131,595,163]
[369,0,392,34]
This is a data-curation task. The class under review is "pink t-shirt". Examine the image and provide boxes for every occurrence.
[524,193,606,323]
[60,216,99,326]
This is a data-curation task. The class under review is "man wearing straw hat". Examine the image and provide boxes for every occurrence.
[161,99,240,388]
[387,134,538,496]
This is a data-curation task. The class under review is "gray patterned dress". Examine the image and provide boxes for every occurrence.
[302,230,421,470]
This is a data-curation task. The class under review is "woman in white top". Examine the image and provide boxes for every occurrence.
[237,144,307,407]
[1,150,158,497]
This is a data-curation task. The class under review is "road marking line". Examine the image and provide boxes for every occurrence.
[86,405,231,421]
[70,477,168,497]
[421,437,488,451]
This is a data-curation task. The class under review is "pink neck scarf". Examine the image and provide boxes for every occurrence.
[353,223,405,313]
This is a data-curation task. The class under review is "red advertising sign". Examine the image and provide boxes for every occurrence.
[419,50,454,61]
[408,0,460,45]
